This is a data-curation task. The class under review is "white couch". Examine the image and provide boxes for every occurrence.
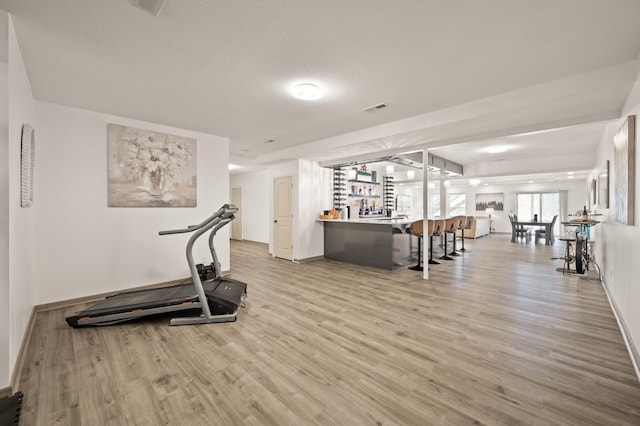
[456,216,490,239]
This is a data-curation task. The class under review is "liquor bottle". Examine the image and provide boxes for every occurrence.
[582,205,588,220]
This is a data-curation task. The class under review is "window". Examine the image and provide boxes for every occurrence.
[448,193,466,216]
[431,194,440,218]
[517,192,560,232]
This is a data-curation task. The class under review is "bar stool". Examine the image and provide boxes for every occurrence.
[440,218,456,261]
[428,219,441,265]
[446,217,462,257]
[435,219,447,260]
[558,237,576,274]
[451,215,466,255]
[459,216,474,252]
[408,220,425,271]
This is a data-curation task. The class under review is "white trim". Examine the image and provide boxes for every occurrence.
[600,276,640,383]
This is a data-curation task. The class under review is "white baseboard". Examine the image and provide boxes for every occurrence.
[10,307,36,391]
[600,277,640,383]
[0,386,12,398]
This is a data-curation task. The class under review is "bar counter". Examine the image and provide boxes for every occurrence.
[317,217,415,270]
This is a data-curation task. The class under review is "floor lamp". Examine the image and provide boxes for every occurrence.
[486,207,495,233]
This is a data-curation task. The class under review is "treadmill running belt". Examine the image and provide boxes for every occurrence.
[0,391,23,426]
[70,282,205,317]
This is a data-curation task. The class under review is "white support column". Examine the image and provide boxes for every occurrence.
[422,149,429,280]
[439,173,447,218]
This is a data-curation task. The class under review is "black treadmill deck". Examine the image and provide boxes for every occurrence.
[65,278,247,327]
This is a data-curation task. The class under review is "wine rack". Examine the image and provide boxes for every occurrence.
[333,168,347,210]
[383,176,395,213]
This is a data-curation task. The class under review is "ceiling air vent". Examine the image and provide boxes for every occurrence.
[362,102,387,112]
[131,0,166,16]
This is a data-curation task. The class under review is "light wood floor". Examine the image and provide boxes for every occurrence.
[16,235,640,425]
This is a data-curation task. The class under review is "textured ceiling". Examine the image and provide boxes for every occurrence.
[2,0,640,175]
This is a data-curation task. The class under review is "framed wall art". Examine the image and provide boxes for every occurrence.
[475,192,504,211]
[20,123,35,208]
[108,124,197,207]
[598,160,609,209]
[613,115,635,225]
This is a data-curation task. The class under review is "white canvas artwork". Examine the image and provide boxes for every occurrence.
[108,124,197,207]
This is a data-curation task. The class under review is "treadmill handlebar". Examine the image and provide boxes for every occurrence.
[158,204,238,235]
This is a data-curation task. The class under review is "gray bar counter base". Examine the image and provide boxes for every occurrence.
[320,219,415,270]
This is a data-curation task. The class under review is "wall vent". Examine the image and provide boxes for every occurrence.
[362,102,387,112]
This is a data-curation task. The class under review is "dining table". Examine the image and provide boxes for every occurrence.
[510,220,555,245]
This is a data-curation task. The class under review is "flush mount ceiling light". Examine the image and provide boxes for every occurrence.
[487,146,507,154]
[292,83,322,101]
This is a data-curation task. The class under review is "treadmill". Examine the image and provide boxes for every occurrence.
[66,204,247,327]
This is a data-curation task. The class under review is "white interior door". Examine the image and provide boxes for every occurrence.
[231,187,242,240]
[274,176,293,260]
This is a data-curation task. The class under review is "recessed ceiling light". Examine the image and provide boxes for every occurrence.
[407,170,415,179]
[228,164,239,170]
[483,183,489,186]
[487,146,507,154]
[470,179,480,187]
[567,176,574,179]
[567,171,575,175]
[386,165,395,174]
[528,181,534,184]
[292,83,322,101]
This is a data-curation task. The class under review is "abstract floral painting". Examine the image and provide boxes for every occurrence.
[108,124,197,207]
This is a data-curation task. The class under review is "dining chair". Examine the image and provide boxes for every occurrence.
[534,215,558,244]
[509,214,531,242]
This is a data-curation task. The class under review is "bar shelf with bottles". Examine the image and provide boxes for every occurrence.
[348,180,383,217]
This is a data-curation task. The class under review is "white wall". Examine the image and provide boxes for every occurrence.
[591,67,640,366]
[296,159,332,260]
[7,13,35,388]
[34,102,230,304]
[440,180,585,233]
[229,161,329,259]
[229,170,269,243]
[0,11,10,389]
[396,183,423,220]
[396,179,585,232]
